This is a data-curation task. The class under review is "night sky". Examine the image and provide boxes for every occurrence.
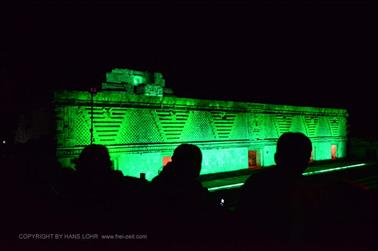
[1,1,376,139]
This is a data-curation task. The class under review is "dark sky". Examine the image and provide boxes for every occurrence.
[1,1,376,138]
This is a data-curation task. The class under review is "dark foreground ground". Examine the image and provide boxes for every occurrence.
[203,160,378,210]
[2,160,377,251]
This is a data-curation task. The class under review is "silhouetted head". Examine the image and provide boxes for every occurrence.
[75,144,112,174]
[274,132,312,175]
[171,144,202,179]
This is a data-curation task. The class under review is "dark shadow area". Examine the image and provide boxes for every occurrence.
[0,138,376,250]
[235,132,377,250]
[148,144,231,244]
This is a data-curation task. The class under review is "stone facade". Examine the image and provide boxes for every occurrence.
[54,90,348,180]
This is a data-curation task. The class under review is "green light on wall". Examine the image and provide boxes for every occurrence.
[116,152,162,180]
[201,148,248,175]
[55,87,347,180]
[132,76,145,86]
[112,147,249,181]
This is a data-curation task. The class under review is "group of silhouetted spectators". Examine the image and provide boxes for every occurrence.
[1,133,376,250]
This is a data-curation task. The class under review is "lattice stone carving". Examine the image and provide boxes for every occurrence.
[210,111,237,140]
[180,111,216,141]
[304,115,320,138]
[154,109,190,141]
[118,109,163,143]
[275,114,294,136]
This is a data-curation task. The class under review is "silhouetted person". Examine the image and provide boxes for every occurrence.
[235,132,312,248]
[69,144,146,233]
[153,143,202,183]
[149,144,227,243]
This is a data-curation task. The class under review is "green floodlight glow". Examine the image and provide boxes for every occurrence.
[302,163,367,176]
[54,76,348,180]
[206,163,367,191]
[132,75,145,86]
[208,183,245,192]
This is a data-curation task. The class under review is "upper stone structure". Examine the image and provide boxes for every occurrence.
[102,68,171,97]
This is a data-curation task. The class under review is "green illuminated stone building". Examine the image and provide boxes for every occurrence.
[54,68,348,180]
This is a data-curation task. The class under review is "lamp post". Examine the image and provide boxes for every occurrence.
[90,87,97,144]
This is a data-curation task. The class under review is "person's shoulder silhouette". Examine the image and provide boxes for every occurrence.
[75,144,112,176]
[236,132,313,243]
[149,144,223,242]
[71,144,144,232]
[274,132,312,176]
[241,132,312,188]
[153,143,202,184]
